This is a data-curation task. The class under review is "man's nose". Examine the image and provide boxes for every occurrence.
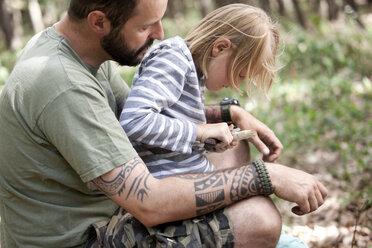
[150,21,164,40]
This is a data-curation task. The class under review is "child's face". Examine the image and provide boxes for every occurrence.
[205,52,245,92]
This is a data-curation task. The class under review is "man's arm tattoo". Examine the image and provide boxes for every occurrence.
[93,157,150,202]
[204,105,223,123]
[229,166,261,201]
[176,166,261,215]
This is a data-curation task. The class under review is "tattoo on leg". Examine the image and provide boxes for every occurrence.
[93,157,150,202]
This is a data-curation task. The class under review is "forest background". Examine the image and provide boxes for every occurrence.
[0,0,371,247]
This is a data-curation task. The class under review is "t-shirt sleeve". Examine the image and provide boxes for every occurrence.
[106,61,131,103]
[101,61,131,117]
[38,83,138,183]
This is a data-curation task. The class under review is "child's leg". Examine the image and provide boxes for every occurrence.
[206,140,251,169]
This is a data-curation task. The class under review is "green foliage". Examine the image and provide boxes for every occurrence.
[163,7,202,39]
[0,64,10,86]
[0,42,19,85]
[242,19,372,206]
[280,17,372,79]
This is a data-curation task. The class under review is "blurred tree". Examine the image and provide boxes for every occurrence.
[259,0,271,13]
[166,0,183,18]
[42,2,58,27]
[200,0,214,16]
[311,0,321,15]
[28,0,44,33]
[0,0,371,52]
[292,0,307,28]
[277,0,287,17]
[326,0,339,20]
[0,0,23,50]
[215,0,231,8]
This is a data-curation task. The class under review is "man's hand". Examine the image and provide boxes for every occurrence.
[230,105,283,162]
[266,163,328,215]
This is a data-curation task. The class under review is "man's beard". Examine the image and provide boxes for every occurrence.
[101,28,154,66]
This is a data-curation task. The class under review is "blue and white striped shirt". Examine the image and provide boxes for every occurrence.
[120,36,214,178]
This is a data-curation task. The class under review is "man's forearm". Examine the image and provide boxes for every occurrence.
[174,165,263,215]
[92,156,267,226]
[204,105,224,123]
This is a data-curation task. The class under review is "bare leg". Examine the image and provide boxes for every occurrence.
[206,140,251,170]
[227,196,282,248]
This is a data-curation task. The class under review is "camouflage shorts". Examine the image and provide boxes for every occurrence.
[85,207,234,248]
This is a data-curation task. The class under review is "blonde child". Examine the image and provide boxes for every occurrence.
[120,4,278,179]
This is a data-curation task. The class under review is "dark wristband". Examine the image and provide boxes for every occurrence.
[252,159,274,196]
[221,104,232,123]
[220,98,240,124]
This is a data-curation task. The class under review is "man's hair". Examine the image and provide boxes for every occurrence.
[67,0,139,28]
[185,4,280,96]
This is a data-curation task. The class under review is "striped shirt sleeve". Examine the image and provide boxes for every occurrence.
[120,39,198,154]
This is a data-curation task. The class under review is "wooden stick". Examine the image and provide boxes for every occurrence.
[232,129,256,141]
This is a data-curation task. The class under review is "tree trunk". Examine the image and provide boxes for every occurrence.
[326,0,339,20]
[165,0,181,18]
[28,0,44,33]
[292,0,307,28]
[259,0,271,14]
[277,0,286,17]
[0,0,13,48]
[43,1,58,26]
[200,0,214,17]
[0,0,23,50]
[215,0,231,8]
[311,0,321,15]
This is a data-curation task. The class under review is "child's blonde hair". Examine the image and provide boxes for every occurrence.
[185,4,279,95]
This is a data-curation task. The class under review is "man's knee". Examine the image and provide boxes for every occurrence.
[227,196,282,248]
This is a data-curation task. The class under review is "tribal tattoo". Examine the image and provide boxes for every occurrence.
[230,166,260,201]
[176,166,261,215]
[93,157,150,202]
[204,105,223,123]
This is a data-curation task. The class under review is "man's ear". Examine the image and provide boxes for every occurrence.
[211,38,232,57]
[87,11,111,36]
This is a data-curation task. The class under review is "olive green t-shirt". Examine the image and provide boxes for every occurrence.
[0,27,138,247]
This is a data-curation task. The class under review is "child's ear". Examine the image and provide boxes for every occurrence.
[212,38,232,57]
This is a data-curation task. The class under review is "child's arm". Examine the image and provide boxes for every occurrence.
[204,129,255,152]
[120,42,203,154]
[204,104,283,161]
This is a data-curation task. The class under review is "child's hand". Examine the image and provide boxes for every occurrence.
[196,123,234,144]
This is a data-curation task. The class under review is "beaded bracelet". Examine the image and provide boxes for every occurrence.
[252,159,274,196]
